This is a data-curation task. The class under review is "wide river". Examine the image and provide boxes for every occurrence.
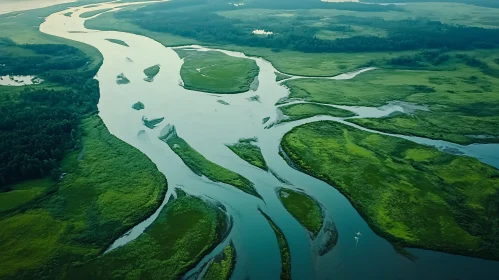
[39,2,499,279]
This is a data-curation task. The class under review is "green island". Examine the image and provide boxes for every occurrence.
[116,73,130,85]
[259,209,291,280]
[143,64,160,82]
[226,138,268,171]
[174,49,259,94]
[281,121,499,259]
[142,116,164,129]
[132,101,144,110]
[278,188,324,238]
[278,103,356,123]
[203,243,236,280]
[160,133,261,199]
[275,72,291,82]
[105,38,129,47]
[66,190,229,280]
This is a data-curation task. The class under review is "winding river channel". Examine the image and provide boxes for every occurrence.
[39,2,499,279]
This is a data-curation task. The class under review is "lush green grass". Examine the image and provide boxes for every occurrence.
[66,191,228,280]
[259,209,291,280]
[281,121,499,259]
[0,179,53,214]
[278,188,324,238]
[275,72,291,82]
[143,64,160,82]
[80,8,114,19]
[226,138,268,171]
[176,50,259,94]
[203,243,236,280]
[282,52,499,144]
[161,134,261,199]
[85,10,200,46]
[105,38,129,47]
[278,103,356,122]
[0,116,167,279]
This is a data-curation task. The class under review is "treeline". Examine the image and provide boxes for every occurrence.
[0,39,99,191]
[362,0,499,9]
[116,4,499,53]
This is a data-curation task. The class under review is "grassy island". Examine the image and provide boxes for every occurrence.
[259,209,291,280]
[226,138,268,171]
[161,134,261,199]
[203,243,236,280]
[279,103,356,123]
[116,73,130,85]
[143,64,160,82]
[66,191,228,280]
[278,188,324,238]
[281,121,499,260]
[176,50,259,94]
[132,101,144,110]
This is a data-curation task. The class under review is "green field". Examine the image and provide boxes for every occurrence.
[176,50,259,94]
[278,188,324,238]
[278,103,356,122]
[0,178,53,214]
[259,209,291,280]
[66,191,228,280]
[226,138,268,171]
[281,121,499,259]
[161,134,261,199]
[0,116,167,279]
[203,243,236,280]
[105,38,129,47]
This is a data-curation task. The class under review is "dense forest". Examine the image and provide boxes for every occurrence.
[362,0,499,9]
[0,38,99,191]
[116,0,499,53]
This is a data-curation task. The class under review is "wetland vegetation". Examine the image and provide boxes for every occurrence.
[161,133,261,199]
[259,209,291,280]
[278,188,324,238]
[203,243,236,280]
[175,49,259,94]
[226,138,268,171]
[143,64,160,82]
[278,103,356,123]
[66,191,228,280]
[281,121,499,260]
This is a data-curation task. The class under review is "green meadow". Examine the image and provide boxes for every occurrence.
[176,50,259,94]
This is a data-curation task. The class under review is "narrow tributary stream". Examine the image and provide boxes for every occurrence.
[39,3,499,279]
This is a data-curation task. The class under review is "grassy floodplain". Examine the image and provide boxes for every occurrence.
[0,116,168,279]
[175,49,259,94]
[282,51,499,144]
[278,103,356,123]
[278,188,324,238]
[226,138,268,171]
[203,243,236,280]
[275,72,291,82]
[259,209,291,280]
[105,38,129,47]
[281,121,499,259]
[66,190,228,280]
[161,134,261,199]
